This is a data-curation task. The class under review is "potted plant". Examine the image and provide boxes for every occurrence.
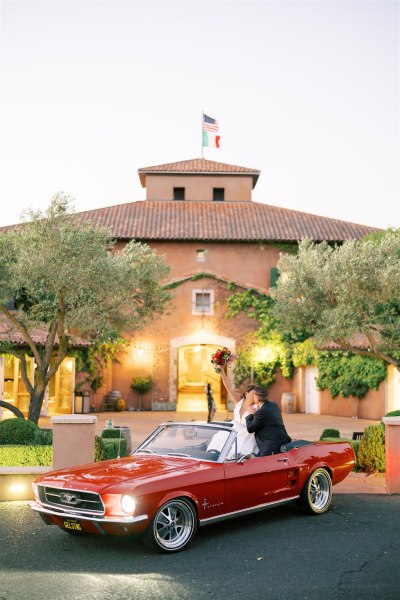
[130,376,152,411]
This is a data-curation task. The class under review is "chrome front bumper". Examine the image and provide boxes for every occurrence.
[29,500,148,525]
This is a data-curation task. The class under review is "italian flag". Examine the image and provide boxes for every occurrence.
[202,131,220,148]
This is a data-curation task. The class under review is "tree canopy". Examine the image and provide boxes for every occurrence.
[272,234,400,371]
[0,193,170,422]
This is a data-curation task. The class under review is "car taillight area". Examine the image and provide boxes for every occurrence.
[37,485,105,515]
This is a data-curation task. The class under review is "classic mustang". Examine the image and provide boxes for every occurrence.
[30,422,355,552]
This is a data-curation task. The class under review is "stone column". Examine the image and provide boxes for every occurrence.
[51,415,97,471]
[382,416,400,494]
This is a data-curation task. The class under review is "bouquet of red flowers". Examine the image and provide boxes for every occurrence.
[211,347,236,373]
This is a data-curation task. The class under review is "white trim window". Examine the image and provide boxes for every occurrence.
[192,289,214,315]
[196,249,206,262]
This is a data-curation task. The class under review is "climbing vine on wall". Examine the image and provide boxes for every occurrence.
[316,352,387,399]
[227,289,387,398]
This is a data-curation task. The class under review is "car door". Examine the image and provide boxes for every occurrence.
[223,453,292,514]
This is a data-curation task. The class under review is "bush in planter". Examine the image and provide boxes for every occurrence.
[0,419,38,445]
[357,423,385,473]
[95,433,128,460]
[384,410,400,417]
[101,428,123,439]
[319,428,341,440]
[34,428,53,445]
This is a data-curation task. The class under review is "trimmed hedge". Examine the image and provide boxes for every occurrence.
[95,436,128,461]
[384,410,400,417]
[101,428,124,439]
[0,445,52,466]
[0,419,38,445]
[320,428,340,440]
[0,419,52,446]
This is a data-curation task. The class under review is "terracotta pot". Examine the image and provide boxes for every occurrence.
[114,397,126,412]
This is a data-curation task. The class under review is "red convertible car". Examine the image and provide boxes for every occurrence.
[30,422,355,552]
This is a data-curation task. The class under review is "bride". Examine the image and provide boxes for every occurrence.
[219,369,259,456]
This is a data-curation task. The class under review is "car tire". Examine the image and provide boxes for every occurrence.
[143,498,197,553]
[299,468,332,515]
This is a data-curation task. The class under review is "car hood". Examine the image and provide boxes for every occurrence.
[35,455,205,493]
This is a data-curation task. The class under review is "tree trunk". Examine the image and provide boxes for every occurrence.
[28,387,47,424]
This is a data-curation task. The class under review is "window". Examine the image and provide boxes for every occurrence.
[192,289,214,315]
[196,249,206,262]
[213,188,225,201]
[173,187,185,200]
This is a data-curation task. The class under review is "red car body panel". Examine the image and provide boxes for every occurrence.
[30,425,356,541]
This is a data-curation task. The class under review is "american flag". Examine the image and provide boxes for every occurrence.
[203,113,219,133]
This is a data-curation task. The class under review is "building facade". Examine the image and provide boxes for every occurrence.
[75,158,389,417]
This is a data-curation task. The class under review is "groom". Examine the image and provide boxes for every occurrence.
[245,385,291,456]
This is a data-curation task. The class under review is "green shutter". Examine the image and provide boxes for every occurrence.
[270,267,280,288]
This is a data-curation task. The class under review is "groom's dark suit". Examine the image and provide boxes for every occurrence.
[245,400,291,456]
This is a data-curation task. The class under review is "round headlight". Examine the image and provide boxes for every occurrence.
[121,495,136,514]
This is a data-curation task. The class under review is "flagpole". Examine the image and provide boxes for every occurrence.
[201,111,204,158]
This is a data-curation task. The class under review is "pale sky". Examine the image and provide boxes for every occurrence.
[1,0,399,229]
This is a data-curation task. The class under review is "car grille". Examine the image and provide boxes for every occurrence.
[37,485,105,515]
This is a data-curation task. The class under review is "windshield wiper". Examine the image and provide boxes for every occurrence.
[136,449,158,455]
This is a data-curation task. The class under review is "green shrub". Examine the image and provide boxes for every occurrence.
[101,428,124,439]
[101,438,128,459]
[0,445,52,466]
[0,419,38,445]
[357,424,385,473]
[96,437,128,460]
[34,428,53,446]
[94,435,104,461]
[320,428,341,440]
[351,440,361,470]
[384,410,400,417]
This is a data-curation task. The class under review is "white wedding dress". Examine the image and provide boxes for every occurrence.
[232,399,259,455]
[207,399,258,456]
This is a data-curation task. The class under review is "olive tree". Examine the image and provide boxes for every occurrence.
[0,194,170,423]
[272,234,400,372]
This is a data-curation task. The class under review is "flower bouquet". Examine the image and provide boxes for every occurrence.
[211,347,236,373]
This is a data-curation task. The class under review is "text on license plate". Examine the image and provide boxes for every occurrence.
[63,518,82,532]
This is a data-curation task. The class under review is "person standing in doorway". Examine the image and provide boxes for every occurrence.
[205,383,216,422]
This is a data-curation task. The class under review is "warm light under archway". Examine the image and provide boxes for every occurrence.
[169,334,236,411]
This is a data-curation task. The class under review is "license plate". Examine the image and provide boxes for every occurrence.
[63,518,82,532]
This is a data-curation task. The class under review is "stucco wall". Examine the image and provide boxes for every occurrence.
[109,277,259,410]
[145,174,254,201]
[319,383,386,420]
[125,240,283,292]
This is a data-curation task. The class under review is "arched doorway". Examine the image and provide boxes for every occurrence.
[170,334,236,412]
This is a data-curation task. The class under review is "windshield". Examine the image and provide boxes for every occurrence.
[134,423,234,462]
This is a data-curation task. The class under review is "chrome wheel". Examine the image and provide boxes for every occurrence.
[300,468,332,514]
[145,498,197,552]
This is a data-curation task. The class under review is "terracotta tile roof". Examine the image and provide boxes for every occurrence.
[321,334,378,351]
[75,200,380,242]
[138,158,260,187]
[0,316,90,347]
